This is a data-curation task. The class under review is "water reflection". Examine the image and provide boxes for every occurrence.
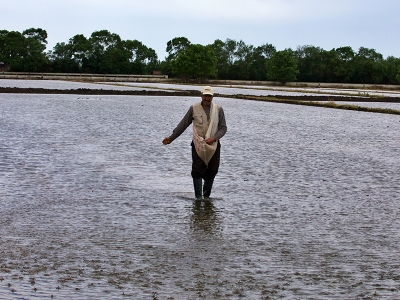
[190,201,222,234]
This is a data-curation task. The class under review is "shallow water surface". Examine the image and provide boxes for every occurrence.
[0,79,171,91]
[1,94,400,299]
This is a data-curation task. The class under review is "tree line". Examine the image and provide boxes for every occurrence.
[0,28,158,75]
[1,28,400,84]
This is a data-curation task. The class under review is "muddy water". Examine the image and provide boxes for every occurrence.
[1,94,400,299]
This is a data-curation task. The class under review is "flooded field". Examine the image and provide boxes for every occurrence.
[1,93,400,299]
[2,79,400,111]
[224,84,400,98]
[0,79,167,91]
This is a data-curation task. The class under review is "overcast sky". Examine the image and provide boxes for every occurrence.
[2,0,399,60]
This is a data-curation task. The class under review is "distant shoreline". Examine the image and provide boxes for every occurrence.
[1,87,400,104]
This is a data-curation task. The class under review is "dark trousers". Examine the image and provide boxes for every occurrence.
[191,141,221,180]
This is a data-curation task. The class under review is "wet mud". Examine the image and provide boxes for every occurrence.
[1,86,400,103]
[1,94,400,299]
[0,86,201,97]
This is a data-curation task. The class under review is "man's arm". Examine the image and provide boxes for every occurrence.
[162,106,194,144]
[213,107,227,141]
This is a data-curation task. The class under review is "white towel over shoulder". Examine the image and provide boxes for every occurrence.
[192,103,220,165]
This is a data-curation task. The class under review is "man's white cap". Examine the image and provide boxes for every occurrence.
[201,86,214,96]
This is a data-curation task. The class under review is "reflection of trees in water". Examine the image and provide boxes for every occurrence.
[189,201,222,234]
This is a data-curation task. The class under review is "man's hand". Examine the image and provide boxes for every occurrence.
[162,137,171,145]
[204,137,216,145]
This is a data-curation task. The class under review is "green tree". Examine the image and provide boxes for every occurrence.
[49,31,158,74]
[396,67,400,84]
[49,34,90,73]
[333,46,355,82]
[210,39,230,79]
[0,29,49,72]
[0,30,26,70]
[21,28,49,71]
[231,40,254,80]
[210,40,275,81]
[266,49,299,84]
[249,44,276,81]
[295,45,327,82]
[210,38,251,80]
[50,42,79,72]
[223,39,239,79]
[388,55,400,84]
[320,49,340,83]
[158,60,172,77]
[166,37,191,61]
[86,30,122,73]
[209,38,239,79]
[161,37,191,76]
[142,47,158,74]
[23,28,48,52]
[69,34,91,72]
[123,39,158,74]
[352,47,384,83]
[382,56,400,84]
[172,44,217,82]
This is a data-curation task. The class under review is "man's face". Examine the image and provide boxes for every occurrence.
[202,94,213,106]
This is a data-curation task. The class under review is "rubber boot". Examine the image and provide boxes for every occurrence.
[193,178,203,200]
[203,178,214,199]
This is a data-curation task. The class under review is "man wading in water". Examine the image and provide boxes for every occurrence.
[162,86,227,201]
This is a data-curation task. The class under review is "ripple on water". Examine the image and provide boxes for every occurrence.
[0,93,400,299]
